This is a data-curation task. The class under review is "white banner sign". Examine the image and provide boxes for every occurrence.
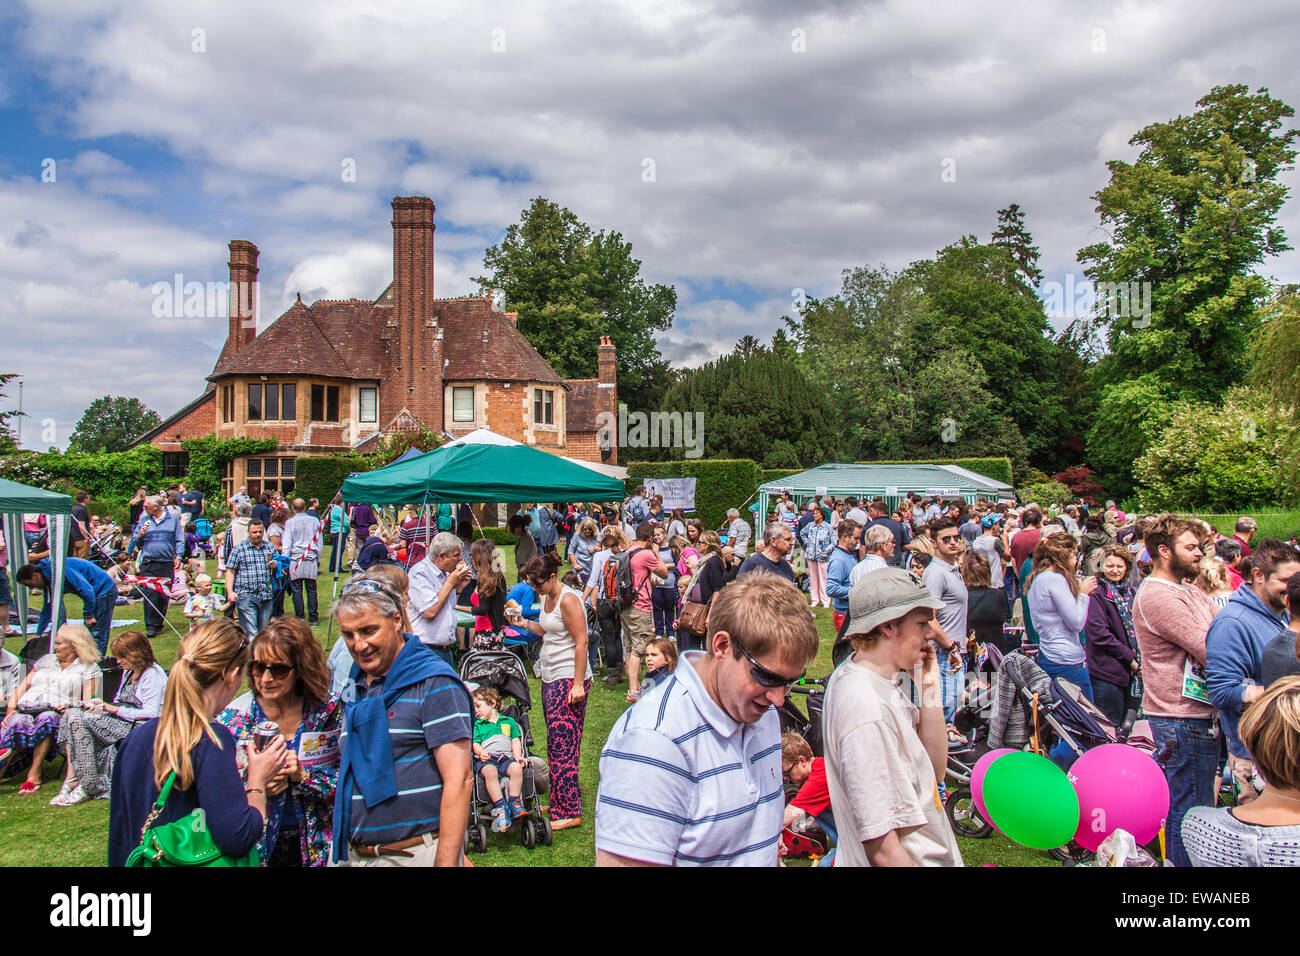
[644,477,697,512]
[925,487,963,498]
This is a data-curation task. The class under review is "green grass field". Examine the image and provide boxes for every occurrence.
[1,553,1053,867]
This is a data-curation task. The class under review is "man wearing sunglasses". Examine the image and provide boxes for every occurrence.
[595,572,818,866]
[823,567,964,866]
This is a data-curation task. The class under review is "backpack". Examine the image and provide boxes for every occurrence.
[629,498,647,524]
[612,549,650,609]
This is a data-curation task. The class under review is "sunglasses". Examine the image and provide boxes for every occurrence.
[341,579,403,604]
[936,534,961,544]
[250,661,293,679]
[732,635,804,690]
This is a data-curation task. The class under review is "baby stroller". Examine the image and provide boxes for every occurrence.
[458,649,552,851]
[943,643,1003,838]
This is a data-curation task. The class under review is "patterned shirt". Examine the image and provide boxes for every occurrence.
[596,650,784,866]
[340,673,474,845]
[227,539,279,601]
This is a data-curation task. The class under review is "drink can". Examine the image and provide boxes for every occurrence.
[253,720,280,752]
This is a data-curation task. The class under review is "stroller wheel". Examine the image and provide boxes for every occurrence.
[475,824,488,854]
[539,816,553,846]
[944,787,993,839]
[1047,841,1096,865]
[522,818,537,849]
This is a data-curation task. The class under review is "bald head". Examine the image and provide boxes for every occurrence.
[292,498,306,513]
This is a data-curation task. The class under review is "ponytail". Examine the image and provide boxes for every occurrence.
[153,619,249,789]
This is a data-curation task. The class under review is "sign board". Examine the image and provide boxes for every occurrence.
[644,477,697,512]
[815,486,828,497]
[885,486,899,497]
[925,487,963,498]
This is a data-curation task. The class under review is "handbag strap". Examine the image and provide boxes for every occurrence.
[138,770,177,842]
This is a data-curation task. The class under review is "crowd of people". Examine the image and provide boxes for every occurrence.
[2,478,1300,868]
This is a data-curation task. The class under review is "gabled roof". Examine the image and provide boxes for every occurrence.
[208,294,565,386]
[132,389,215,446]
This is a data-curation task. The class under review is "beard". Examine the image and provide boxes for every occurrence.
[1171,553,1201,581]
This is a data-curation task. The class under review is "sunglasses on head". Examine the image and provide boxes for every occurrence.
[250,660,293,679]
[732,635,804,690]
[341,579,402,604]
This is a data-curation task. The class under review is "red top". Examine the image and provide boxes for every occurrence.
[1009,528,1041,571]
[1232,534,1254,559]
[791,757,832,818]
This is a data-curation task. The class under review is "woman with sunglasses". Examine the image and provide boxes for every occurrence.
[109,619,287,867]
[217,617,341,866]
[507,553,589,831]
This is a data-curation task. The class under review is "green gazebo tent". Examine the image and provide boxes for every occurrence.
[1,477,73,655]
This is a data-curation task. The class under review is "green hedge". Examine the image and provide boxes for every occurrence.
[858,457,1015,487]
[626,459,759,530]
[181,436,278,499]
[0,446,163,499]
[294,455,372,507]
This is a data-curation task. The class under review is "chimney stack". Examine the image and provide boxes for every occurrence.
[382,197,441,431]
[227,240,259,354]
[597,335,618,464]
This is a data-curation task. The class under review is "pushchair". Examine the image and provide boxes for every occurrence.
[458,649,552,851]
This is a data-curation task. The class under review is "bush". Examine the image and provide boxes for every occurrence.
[1016,478,1075,508]
[761,440,801,470]
[1051,465,1105,505]
[181,437,278,498]
[0,446,163,499]
[293,455,373,508]
[626,459,760,530]
[1135,388,1293,511]
[758,467,805,487]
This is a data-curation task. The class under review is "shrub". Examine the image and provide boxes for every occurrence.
[293,455,373,508]
[1051,465,1105,505]
[626,459,760,530]
[0,446,163,499]
[180,436,279,499]
[1015,478,1075,508]
[858,457,1015,487]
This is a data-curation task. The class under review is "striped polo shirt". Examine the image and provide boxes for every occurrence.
[340,673,474,846]
[596,650,784,866]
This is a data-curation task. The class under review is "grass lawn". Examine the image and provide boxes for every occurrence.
[0,550,1052,867]
[1199,510,1300,541]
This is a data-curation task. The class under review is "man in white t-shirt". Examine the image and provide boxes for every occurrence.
[595,573,819,866]
[823,567,964,867]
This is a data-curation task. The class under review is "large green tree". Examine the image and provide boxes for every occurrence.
[656,345,839,466]
[475,197,675,411]
[68,395,161,453]
[1250,285,1300,484]
[991,202,1044,287]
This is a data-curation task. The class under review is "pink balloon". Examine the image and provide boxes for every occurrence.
[970,748,1016,831]
[1069,744,1171,852]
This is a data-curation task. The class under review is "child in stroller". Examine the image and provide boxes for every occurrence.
[459,648,553,851]
[472,687,528,831]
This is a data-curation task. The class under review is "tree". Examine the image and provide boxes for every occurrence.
[1079,85,1299,405]
[0,374,19,453]
[658,349,839,466]
[476,197,676,411]
[991,203,1043,287]
[1250,285,1300,483]
[68,396,161,453]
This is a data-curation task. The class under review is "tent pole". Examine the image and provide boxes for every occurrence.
[323,481,350,651]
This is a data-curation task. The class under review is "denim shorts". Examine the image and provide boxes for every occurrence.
[0,567,11,606]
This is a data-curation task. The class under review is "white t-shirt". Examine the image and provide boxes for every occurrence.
[823,656,963,867]
[849,554,887,587]
[596,650,783,866]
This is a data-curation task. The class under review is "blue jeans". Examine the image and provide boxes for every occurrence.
[1035,654,1094,701]
[1147,715,1220,867]
[940,655,965,724]
[88,589,116,654]
[236,593,274,638]
[652,588,677,642]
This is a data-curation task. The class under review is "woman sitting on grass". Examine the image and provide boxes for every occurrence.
[0,624,100,795]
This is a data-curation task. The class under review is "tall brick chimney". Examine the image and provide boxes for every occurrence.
[382,197,442,431]
[227,240,259,354]
[597,335,618,463]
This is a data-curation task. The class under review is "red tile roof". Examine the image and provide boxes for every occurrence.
[209,294,564,386]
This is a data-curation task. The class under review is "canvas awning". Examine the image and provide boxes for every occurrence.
[0,477,73,654]
[755,462,1013,537]
[340,432,627,504]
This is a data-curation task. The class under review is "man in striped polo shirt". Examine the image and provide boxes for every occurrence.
[331,579,474,867]
[595,572,819,866]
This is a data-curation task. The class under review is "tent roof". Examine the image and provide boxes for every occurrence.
[758,462,1009,498]
[340,440,626,503]
[0,477,72,515]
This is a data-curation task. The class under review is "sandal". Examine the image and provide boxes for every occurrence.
[946,727,968,746]
[18,781,41,795]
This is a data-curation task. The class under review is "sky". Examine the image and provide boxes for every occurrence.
[1,0,1298,450]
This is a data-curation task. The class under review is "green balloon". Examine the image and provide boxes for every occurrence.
[980,752,1080,850]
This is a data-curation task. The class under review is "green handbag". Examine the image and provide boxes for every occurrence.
[125,771,259,868]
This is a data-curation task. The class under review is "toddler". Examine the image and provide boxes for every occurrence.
[183,574,217,630]
[472,687,527,831]
[640,638,678,697]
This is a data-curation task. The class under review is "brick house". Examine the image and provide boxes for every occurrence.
[138,197,619,501]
